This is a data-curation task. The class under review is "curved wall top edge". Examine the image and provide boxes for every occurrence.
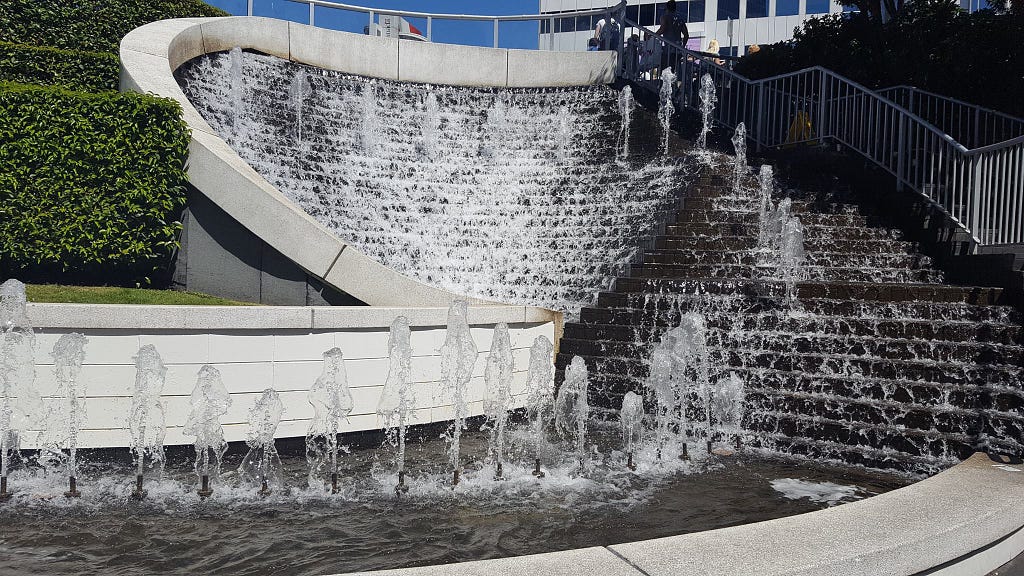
[119,16,612,312]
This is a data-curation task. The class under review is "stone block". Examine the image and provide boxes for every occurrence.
[506,49,616,87]
[289,23,398,79]
[200,17,291,60]
[397,39,507,87]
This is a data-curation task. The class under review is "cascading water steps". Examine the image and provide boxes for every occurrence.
[557,163,1024,474]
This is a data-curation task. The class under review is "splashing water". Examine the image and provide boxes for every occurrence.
[731,122,747,193]
[129,345,167,486]
[555,356,590,472]
[525,335,554,470]
[377,316,414,480]
[48,333,88,488]
[482,323,513,477]
[421,90,441,161]
[184,365,232,486]
[481,97,508,160]
[617,85,634,160]
[659,68,676,155]
[756,165,776,253]
[288,68,310,144]
[0,280,41,491]
[438,300,478,479]
[241,389,285,493]
[360,81,380,154]
[306,348,353,490]
[779,215,807,307]
[556,105,571,162]
[696,74,716,149]
[647,312,711,455]
[711,372,745,446]
[229,46,244,136]
[619,391,644,464]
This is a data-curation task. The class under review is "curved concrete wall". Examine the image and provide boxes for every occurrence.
[119,17,616,307]
[24,303,554,449]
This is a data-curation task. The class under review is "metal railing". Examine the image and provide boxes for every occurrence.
[877,85,1024,149]
[243,0,624,50]
[621,15,1023,247]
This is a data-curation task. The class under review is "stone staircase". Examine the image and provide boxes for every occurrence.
[556,160,1024,473]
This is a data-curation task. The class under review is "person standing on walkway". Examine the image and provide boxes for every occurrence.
[657,0,690,72]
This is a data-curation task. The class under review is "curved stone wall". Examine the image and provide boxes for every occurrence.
[119,17,618,308]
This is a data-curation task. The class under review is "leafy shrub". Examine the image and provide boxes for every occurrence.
[0,41,120,92]
[0,0,228,54]
[735,0,1024,118]
[0,82,191,285]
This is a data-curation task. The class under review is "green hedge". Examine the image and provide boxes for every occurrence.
[0,82,191,285]
[0,41,120,92]
[0,0,229,54]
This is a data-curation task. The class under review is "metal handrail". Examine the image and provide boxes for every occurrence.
[621,16,1022,246]
[261,0,626,48]
[877,85,1024,149]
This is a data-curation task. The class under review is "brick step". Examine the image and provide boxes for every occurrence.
[608,278,1005,305]
[681,197,863,215]
[641,249,926,269]
[654,236,918,254]
[664,222,901,241]
[673,209,874,228]
[630,263,944,284]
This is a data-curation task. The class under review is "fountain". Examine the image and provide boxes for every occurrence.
[525,335,554,477]
[420,89,441,161]
[0,279,40,500]
[377,316,414,493]
[50,333,88,497]
[438,300,477,486]
[360,81,380,154]
[128,345,166,499]
[306,347,353,493]
[556,105,571,162]
[659,68,676,155]
[288,68,310,144]
[620,391,644,470]
[696,74,716,149]
[779,214,807,308]
[482,323,513,480]
[731,122,747,192]
[711,372,745,453]
[481,97,508,160]
[184,365,232,498]
[241,388,285,496]
[617,85,634,160]
[555,356,590,474]
[647,312,711,455]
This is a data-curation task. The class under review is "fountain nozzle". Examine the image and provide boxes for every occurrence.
[64,476,81,498]
[331,472,339,495]
[532,458,545,478]
[131,474,146,500]
[258,477,272,497]
[452,469,460,488]
[494,462,504,481]
[681,442,690,461]
[395,470,409,494]
[627,452,636,471]
[0,476,11,500]
[198,475,213,499]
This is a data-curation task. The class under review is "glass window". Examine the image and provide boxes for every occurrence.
[558,16,576,32]
[656,2,667,25]
[747,0,769,17]
[775,0,800,15]
[541,18,550,34]
[627,4,641,24]
[577,15,592,32]
[689,0,706,21]
[639,3,656,25]
[718,0,740,20]
[806,0,830,13]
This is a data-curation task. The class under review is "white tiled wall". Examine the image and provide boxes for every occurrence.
[25,320,554,449]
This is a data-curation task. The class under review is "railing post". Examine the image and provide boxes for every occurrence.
[369,10,374,34]
[817,70,826,142]
[970,154,983,246]
[973,107,981,148]
[427,16,432,42]
[896,113,906,192]
[549,17,555,50]
[755,81,765,151]
[247,0,253,16]
[309,2,315,26]
[494,20,499,48]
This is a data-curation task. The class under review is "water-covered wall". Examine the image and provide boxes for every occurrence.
[177,50,694,314]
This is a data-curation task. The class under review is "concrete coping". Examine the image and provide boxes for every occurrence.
[333,453,1024,576]
[26,302,557,331]
[118,16,615,308]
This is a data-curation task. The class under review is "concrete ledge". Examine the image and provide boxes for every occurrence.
[397,40,508,87]
[289,22,399,80]
[27,303,556,330]
[327,453,1024,576]
[507,49,617,87]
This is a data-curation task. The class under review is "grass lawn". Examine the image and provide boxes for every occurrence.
[26,284,256,306]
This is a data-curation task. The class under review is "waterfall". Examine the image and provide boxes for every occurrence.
[229,46,244,138]
[360,81,380,154]
[659,68,676,155]
[438,300,477,482]
[288,68,310,144]
[421,89,441,161]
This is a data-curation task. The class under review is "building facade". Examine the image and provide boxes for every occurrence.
[539,0,846,56]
